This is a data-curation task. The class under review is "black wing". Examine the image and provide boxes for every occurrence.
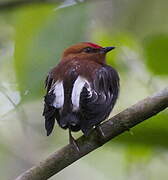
[43,73,60,136]
[80,65,119,135]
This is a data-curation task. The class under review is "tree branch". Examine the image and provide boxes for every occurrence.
[0,0,62,10]
[0,0,89,11]
[16,87,168,180]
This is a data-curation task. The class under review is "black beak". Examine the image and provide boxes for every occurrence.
[101,46,115,53]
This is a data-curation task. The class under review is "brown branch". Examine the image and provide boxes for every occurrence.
[15,87,168,180]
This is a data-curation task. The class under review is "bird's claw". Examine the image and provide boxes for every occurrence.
[69,129,80,152]
[96,125,106,139]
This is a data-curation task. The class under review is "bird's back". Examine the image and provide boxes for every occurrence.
[43,58,119,136]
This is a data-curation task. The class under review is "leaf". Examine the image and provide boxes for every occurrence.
[143,34,168,75]
[125,145,152,166]
[113,112,168,148]
[14,4,89,102]
[92,31,141,69]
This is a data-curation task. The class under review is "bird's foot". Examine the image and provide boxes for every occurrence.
[92,125,106,146]
[95,125,106,139]
[69,129,80,152]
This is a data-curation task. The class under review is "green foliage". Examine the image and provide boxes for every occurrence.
[125,145,152,166]
[113,112,168,148]
[0,1,168,179]
[14,4,88,102]
[144,34,168,75]
[92,31,141,70]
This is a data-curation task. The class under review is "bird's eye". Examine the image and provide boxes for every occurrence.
[83,47,93,53]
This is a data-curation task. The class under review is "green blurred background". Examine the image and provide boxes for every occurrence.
[0,0,168,179]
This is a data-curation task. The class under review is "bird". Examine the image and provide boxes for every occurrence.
[43,42,119,149]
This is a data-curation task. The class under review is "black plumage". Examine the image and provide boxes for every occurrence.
[43,64,119,136]
[80,65,119,135]
[43,42,120,141]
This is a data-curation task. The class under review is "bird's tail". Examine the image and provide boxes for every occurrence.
[59,113,80,132]
[43,104,56,136]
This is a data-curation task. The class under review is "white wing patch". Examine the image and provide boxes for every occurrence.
[50,81,64,108]
[71,76,91,111]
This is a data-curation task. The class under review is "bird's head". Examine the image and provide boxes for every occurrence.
[62,42,115,63]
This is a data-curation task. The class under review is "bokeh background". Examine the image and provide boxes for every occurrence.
[0,0,168,179]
